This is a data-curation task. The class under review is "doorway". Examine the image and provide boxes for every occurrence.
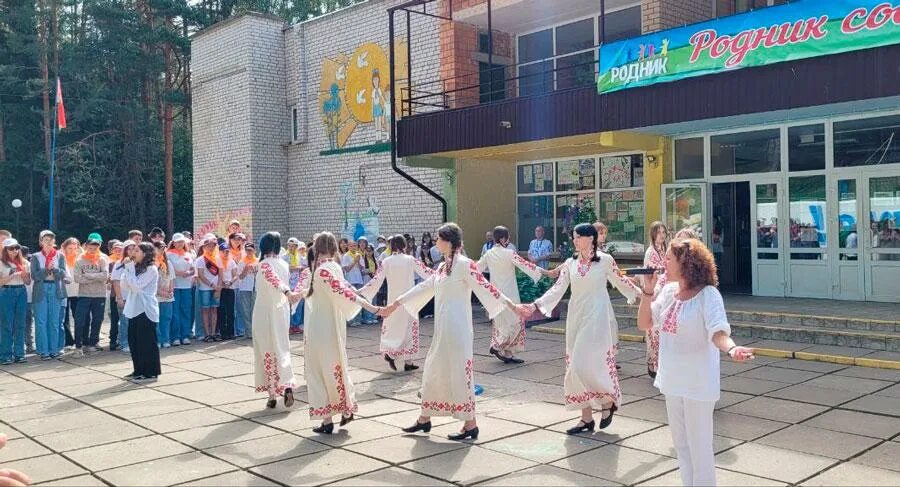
[712,182,752,294]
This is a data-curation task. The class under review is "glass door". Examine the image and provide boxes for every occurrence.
[787,175,831,298]
[864,174,900,302]
[751,179,785,296]
[662,184,707,242]
[832,177,864,300]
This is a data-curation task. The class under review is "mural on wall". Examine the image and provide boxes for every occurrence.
[319,39,408,156]
[195,207,253,241]
[340,180,381,242]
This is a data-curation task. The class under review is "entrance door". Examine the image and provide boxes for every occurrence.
[864,174,900,302]
[787,175,831,298]
[832,177,864,300]
[712,182,752,294]
[751,179,785,296]
[662,184,706,240]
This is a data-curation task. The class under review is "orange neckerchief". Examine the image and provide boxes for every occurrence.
[109,253,122,264]
[82,251,102,266]
[65,252,79,269]
[43,248,58,270]
[242,252,258,265]
[230,247,243,264]
[167,248,186,257]
[156,253,168,274]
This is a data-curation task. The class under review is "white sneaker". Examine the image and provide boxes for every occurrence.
[74,349,84,358]
[122,347,130,353]
[162,343,170,348]
[181,339,191,345]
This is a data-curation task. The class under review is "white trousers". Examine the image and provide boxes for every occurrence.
[665,394,717,487]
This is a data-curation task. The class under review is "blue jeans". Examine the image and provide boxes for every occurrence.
[173,288,193,342]
[34,283,63,357]
[118,313,129,349]
[290,299,304,327]
[235,290,253,337]
[0,286,27,361]
[157,301,174,346]
[193,287,204,339]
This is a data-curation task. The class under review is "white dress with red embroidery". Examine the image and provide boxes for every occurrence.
[396,254,510,421]
[251,257,297,396]
[534,254,640,411]
[303,260,361,419]
[643,246,668,371]
[359,254,433,365]
[476,246,543,355]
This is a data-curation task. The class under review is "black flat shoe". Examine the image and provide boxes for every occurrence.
[648,368,657,379]
[489,347,509,363]
[404,363,419,372]
[566,420,595,435]
[312,422,334,434]
[266,398,277,409]
[123,372,136,379]
[340,413,354,426]
[506,356,525,364]
[448,427,479,441]
[283,388,294,408]
[599,404,618,430]
[401,421,432,433]
[384,354,397,371]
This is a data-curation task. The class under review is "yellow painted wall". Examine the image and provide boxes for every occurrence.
[643,136,672,228]
[455,158,517,252]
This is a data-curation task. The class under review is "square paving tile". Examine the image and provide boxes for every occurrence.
[735,366,823,384]
[495,363,566,382]
[480,428,604,463]
[802,409,900,439]
[250,448,389,486]
[638,467,786,486]
[297,417,403,447]
[756,424,881,460]
[712,411,789,441]
[720,376,789,395]
[800,463,900,486]
[34,421,153,452]
[487,402,578,427]
[429,416,536,445]
[355,397,421,418]
[723,396,828,424]
[714,443,836,483]
[617,377,662,398]
[328,467,453,486]
[373,411,457,429]
[38,474,108,486]
[715,391,754,410]
[133,407,239,434]
[205,432,329,468]
[64,434,193,472]
[1,389,68,408]
[156,380,258,406]
[618,426,741,458]
[547,415,662,443]
[346,434,468,465]
[166,419,283,449]
[833,366,900,381]
[617,398,669,423]
[1,454,87,484]
[96,451,238,486]
[80,388,171,408]
[850,441,900,472]
[103,397,203,419]
[142,370,210,387]
[176,471,279,486]
[804,375,892,394]
[476,465,620,486]
[14,409,120,437]
[841,394,900,417]
[214,399,297,419]
[765,384,864,406]
[768,360,847,373]
[551,444,678,485]
[0,438,51,462]
[403,445,537,485]
[874,383,900,398]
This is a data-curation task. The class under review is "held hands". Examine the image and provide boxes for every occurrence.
[378,302,400,318]
[728,346,755,362]
[287,291,302,304]
[513,303,536,319]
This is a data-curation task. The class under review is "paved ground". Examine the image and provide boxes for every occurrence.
[1,316,899,486]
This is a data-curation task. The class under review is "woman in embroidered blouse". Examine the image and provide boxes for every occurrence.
[358,235,433,372]
[637,238,754,487]
[252,232,303,409]
[520,223,642,435]
[381,223,526,441]
[477,225,542,364]
[122,242,162,380]
[299,232,382,434]
[643,221,669,379]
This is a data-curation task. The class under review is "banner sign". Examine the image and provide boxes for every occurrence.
[598,0,900,94]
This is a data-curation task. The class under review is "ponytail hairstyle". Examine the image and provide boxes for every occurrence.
[389,234,406,253]
[573,223,601,262]
[649,221,669,254]
[436,223,463,276]
[134,242,156,276]
[492,225,510,247]
[258,232,282,259]
[307,232,339,298]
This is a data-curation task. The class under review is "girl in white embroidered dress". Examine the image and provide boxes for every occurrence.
[381,223,526,441]
[643,221,669,379]
[252,232,303,409]
[302,232,382,434]
[637,238,754,487]
[477,225,542,364]
[521,223,641,435]
[359,235,433,372]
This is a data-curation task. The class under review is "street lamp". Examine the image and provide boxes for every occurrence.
[11,199,22,238]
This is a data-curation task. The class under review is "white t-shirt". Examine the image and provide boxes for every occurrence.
[111,263,129,300]
[156,262,175,303]
[194,255,223,291]
[167,251,195,289]
[236,261,257,292]
[651,283,731,402]
[341,252,364,285]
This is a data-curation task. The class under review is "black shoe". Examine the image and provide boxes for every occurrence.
[599,405,618,430]
[340,413,354,427]
[404,363,419,372]
[489,347,509,363]
[213,335,222,342]
[616,364,621,370]
[401,421,432,433]
[506,356,525,364]
[283,388,294,408]
[566,420,595,435]
[448,427,479,441]
[384,354,397,371]
[648,367,657,379]
[266,398,277,409]
[124,372,136,379]
[203,336,213,343]
[109,345,119,352]
[132,375,146,380]
[312,422,334,434]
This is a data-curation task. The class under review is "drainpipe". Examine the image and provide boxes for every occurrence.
[389,7,449,223]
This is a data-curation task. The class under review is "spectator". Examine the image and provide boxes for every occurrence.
[112,240,138,353]
[227,220,242,237]
[236,241,258,338]
[30,230,68,360]
[195,234,222,342]
[0,238,31,364]
[60,237,81,350]
[148,227,166,244]
[283,238,306,333]
[528,226,553,269]
[128,229,143,244]
[358,237,378,325]
[154,241,175,348]
[107,240,123,351]
[341,240,365,326]
[167,233,194,346]
[481,231,493,258]
[73,236,109,356]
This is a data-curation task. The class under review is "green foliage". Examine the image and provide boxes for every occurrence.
[515,268,554,304]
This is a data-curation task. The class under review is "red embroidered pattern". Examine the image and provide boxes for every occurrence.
[468,261,500,299]
[308,363,358,418]
[562,348,621,407]
[414,259,435,276]
[421,359,475,414]
[318,268,358,302]
[383,319,420,357]
[293,268,311,293]
[662,300,682,334]
[512,254,539,273]
[576,260,592,277]
[261,263,284,291]
[255,352,294,395]
[646,328,660,369]
[490,316,526,350]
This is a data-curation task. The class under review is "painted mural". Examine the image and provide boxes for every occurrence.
[195,207,253,240]
[319,39,408,156]
[340,181,380,241]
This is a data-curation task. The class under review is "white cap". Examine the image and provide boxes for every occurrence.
[3,238,19,248]
[172,233,189,243]
[202,233,217,244]
[287,238,300,246]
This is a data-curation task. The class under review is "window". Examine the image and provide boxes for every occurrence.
[833,115,900,168]
[291,106,301,143]
[716,0,788,16]
[517,195,554,251]
[710,129,780,176]
[600,5,642,43]
[675,138,704,180]
[518,61,554,96]
[556,159,596,192]
[556,18,594,55]
[517,162,554,194]
[517,29,552,64]
[479,62,506,103]
[788,124,825,172]
[789,175,827,259]
[556,51,595,90]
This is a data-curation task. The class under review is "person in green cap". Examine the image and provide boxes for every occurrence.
[74,235,109,353]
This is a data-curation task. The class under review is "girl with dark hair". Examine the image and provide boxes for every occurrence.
[60,237,81,350]
[359,234,433,372]
[381,223,527,441]
[154,241,175,348]
[252,232,303,409]
[302,232,382,434]
[519,223,641,435]
[111,240,138,353]
[167,233,194,346]
[122,242,161,380]
[195,234,223,342]
[477,225,543,364]
[643,221,669,379]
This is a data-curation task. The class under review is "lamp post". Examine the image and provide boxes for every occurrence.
[11,199,22,237]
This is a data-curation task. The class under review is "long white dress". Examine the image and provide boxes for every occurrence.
[359,254,433,365]
[303,260,361,419]
[252,258,297,396]
[534,253,640,410]
[476,246,543,355]
[643,246,668,371]
[397,254,510,421]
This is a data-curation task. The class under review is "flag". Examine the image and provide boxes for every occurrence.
[55,77,67,130]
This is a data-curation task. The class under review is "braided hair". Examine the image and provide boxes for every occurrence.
[436,223,463,276]
[307,232,338,298]
[573,223,601,262]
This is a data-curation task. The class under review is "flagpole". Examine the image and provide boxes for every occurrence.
[49,77,58,230]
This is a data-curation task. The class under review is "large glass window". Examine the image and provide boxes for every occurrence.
[556,159,596,192]
[675,138,704,180]
[518,29,552,64]
[517,162,554,194]
[479,62,506,103]
[710,129,780,176]
[556,18,594,55]
[756,183,779,259]
[518,61,553,97]
[556,51,596,90]
[788,124,825,172]
[517,195,554,251]
[870,176,900,260]
[716,0,787,16]
[789,175,826,259]
[664,186,704,238]
[837,179,858,260]
[555,193,597,254]
[600,5,642,42]
[833,115,900,168]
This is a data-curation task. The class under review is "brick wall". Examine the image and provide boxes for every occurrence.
[642,0,714,34]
